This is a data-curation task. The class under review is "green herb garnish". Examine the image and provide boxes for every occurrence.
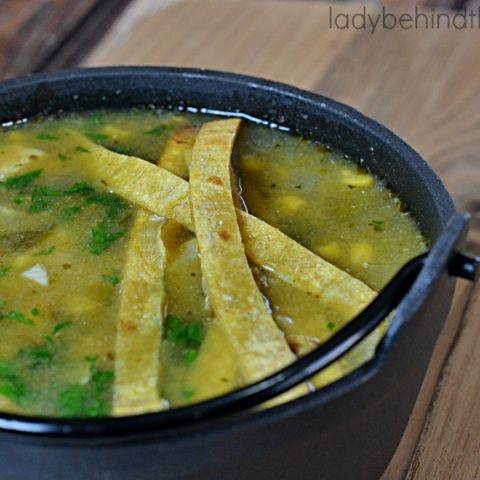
[59,206,81,221]
[0,169,42,190]
[144,126,166,136]
[88,224,125,255]
[2,311,35,326]
[58,153,69,161]
[29,185,62,213]
[182,387,194,401]
[33,246,56,256]
[369,220,385,231]
[31,307,40,317]
[165,315,205,363]
[88,112,103,126]
[85,132,108,142]
[86,193,127,210]
[17,344,54,369]
[53,320,72,335]
[36,132,57,141]
[0,361,28,404]
[13,197,24,205]
[0,265,10,278]
[66,181,95,196]
[87,193,129,255]
[57,356,113,418]
[327,321,336,331]
[15,320,71,371]
[184,349,198,364]
[75,146,89,153]
[101,274,121,286]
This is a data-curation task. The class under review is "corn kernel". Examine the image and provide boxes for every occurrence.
[350,243,373,264]
[341,173,374,188]
[316,242,341,262]
[277,195,307,213]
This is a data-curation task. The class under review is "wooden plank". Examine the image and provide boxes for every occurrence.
[83,0,358,87]
[408,281,480,480]
[0,0,98,78]
[81,1,479,478]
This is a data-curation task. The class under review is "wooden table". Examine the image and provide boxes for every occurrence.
[1,1,480,478]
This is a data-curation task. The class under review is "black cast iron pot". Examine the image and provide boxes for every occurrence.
[0,67,478,480]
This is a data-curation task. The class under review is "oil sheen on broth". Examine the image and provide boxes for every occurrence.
[0,110,427,417]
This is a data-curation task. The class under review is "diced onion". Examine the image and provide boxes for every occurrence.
[21,264,49,286]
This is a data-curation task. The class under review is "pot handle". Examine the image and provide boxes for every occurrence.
[450,252,480,282]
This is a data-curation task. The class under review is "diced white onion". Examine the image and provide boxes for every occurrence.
[21,264,49,286]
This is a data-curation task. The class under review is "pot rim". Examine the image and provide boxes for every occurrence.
[0,66,456,439]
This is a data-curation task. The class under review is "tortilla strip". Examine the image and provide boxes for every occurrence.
[156,127,377,320]
[72,133,377,321]
[158,126,197,179]
[189,119,308,404]
[113,211,167,416]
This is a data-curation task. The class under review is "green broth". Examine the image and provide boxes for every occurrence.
[0,110,427,416]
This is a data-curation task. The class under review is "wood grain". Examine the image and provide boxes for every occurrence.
[408,281,480,480]
[81,1,478,478]
[0,0,98,78]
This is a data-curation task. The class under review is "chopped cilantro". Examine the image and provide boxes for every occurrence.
[184,349,198,364]
[31,307,40,317]
[15,320,70,370]
[0,169,42,190]
[13,197,24,205]
[57,357,113,418]
[165,315,205,364]
[0,265,10,278]
[144,126,166,136]
[327,321,336,331]
[59,206,81,221]
[29,186,57,213]
[53,320,72,335]
[85,132,108,142]
[17,344,54,369]
[4,311,34,326]
[295,184,303,190]
[182,387,194,401]
[75,146,89,153]
[101,274,121,286]
[58,153,69,161]
[0,361,28,404]
[36,132,57,141]
[86,193,127,213]
[66,181,95,196]
[87,193,129,255]
[33,246,56,256]
[88,224,125,255]
[369,219,385,231]
[88,112,103,126]
[38,186,63,197]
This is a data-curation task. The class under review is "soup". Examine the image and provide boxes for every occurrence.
[0,110,427,417]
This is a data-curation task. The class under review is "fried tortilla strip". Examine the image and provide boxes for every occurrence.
[72,133,377,321]
[237,210,377,316]
[155,127,377,316]
[113,210,167,416]
[72,134,193,229]
[158,126,197,179]
[189,119,307,402]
